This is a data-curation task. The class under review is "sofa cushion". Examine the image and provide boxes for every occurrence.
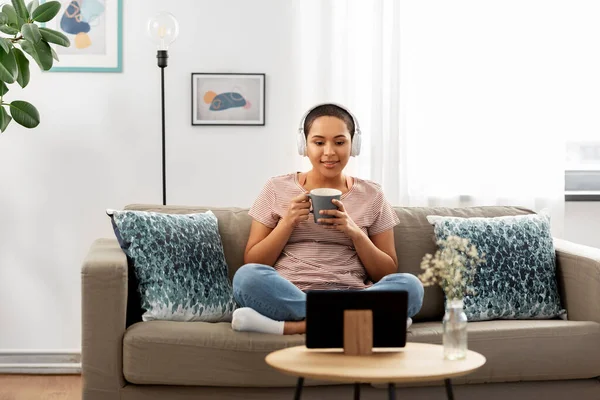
[123,321,305,387]
[426,213,564,321]
[122,319,600,387]
[409,320,600,383]
[110,209,236,322]
[392,206,535,321]
[125,204,252,280]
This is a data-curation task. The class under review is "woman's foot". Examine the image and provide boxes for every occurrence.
[231,307,284,335]
[284,320,306,335]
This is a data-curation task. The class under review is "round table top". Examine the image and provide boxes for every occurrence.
[265,343,486,384]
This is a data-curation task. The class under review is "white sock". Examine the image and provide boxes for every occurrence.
[407,317,413,330]
[231,307,285,335]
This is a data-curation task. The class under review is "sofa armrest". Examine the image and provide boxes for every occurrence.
[82,238,128,400]
[554,238,600,324]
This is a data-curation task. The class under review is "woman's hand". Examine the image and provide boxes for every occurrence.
[281,192,311,228]
[317,199,363,240]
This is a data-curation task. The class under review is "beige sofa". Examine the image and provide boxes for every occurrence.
[82,204,600,400]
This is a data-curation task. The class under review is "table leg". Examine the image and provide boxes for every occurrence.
[444,379,454,400]
[354,382,360,400]
[294,377,304,400]
[388,383,396,400]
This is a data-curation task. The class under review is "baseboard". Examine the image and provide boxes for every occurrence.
[0,350,81,374]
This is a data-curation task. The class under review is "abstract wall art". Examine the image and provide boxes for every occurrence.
[191,73,265,126]
[42,0,122,72]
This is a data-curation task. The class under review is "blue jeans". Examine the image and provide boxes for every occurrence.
[232,263,424,321]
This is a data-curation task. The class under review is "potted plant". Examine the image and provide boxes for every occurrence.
[0,0,69,132]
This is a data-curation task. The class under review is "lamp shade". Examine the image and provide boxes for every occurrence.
[147,11,179,51]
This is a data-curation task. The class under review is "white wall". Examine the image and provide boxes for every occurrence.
[565,202,600,249]
[0,0,598,351]
[0,0,299,350]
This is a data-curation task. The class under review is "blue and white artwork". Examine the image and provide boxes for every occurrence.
[192,73,265,126]
[42,0,122,72]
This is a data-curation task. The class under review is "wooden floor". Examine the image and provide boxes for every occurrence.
[0,375,81,400]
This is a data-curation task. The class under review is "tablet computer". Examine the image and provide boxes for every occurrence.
[305,290,409,349]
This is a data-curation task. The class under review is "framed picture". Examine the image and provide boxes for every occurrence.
[42,0,123,72]
[191,73,265,126]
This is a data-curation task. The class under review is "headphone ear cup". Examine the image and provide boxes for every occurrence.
[297,130,307,156]
[351,130,361,156]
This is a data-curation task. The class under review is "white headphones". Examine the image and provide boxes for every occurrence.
[297,102,362,157]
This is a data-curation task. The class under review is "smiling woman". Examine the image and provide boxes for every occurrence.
[228,102,424,336]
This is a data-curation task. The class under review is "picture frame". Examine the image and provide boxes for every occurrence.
[191,73,265,126]
[42,0,123,72]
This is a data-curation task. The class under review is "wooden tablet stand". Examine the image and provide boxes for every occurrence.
[343,310,373,356]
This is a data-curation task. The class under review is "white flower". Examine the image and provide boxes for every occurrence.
[418,235,486,300]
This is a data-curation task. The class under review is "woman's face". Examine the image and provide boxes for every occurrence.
[306,116,352,178]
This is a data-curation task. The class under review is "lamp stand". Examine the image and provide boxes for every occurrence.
[157,50,168,205]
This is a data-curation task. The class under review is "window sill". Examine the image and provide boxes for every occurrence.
[565,191,600,202]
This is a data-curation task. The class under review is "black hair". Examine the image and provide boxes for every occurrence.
[303,104,355,139]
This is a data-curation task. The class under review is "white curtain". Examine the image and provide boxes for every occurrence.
[292,0,569,237]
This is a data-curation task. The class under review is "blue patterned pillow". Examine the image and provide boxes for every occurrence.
[108,209,236,322]
[427,213,564,321]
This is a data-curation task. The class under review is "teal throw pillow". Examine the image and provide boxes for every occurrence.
[427,213,564,321]
[109,209,236,322]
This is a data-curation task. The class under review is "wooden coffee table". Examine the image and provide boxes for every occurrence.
[265,343,486,400]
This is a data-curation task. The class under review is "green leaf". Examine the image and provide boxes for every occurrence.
[0,38,10,54]
[0,48,17,83]
[13,47,29,88]
[19,39,38,67]
[39,27,69,47]
[31,1,59,22]
[15,14,25,29]
[22,23,41,43]
[0,12,8,25]
[0,106,11,132]
[26,0,39,16]
[34,39,52,69]
[50,46,58,61]
[0,25,19,35]
[9,100,39,128]
[0,81,9,96]
[2,4,17,26]
[21,38,52,70]
[34,39,52,65]
[11,0,28,20]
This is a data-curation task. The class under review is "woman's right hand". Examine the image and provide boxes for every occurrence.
[282,192,311,228]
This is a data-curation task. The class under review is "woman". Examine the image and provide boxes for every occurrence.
[232,103,424,335]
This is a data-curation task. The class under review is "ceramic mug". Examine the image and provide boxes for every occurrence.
[308,188,342,224]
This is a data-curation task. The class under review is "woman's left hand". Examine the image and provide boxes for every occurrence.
[317,199,363,240]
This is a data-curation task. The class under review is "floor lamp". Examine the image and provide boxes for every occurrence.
[147,12,179,205]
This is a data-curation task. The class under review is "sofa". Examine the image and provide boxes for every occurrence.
[82,204,600,400]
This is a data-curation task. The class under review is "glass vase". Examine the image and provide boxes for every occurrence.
[443,299,468,360]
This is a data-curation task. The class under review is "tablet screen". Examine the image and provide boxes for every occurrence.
[305,290,408,349]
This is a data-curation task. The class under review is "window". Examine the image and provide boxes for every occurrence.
[565,141,600,201]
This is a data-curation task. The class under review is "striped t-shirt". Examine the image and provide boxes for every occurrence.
[248,172,400,291]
